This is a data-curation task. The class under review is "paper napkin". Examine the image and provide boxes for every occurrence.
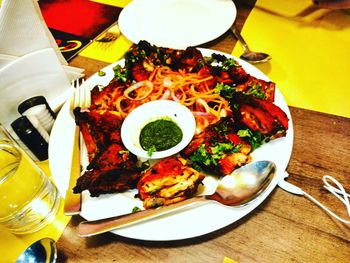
[0,0,84,128]
[0,48,72,127]
[232,0,350,118]
[0,0,65,64]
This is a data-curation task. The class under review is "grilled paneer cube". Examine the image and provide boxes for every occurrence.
[137,157,205,209]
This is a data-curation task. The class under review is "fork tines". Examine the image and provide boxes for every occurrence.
[70,79,91,110]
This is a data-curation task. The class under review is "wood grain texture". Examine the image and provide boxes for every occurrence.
[59,1,350,261]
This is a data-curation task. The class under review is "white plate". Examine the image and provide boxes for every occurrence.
[118,0,237,49]
[49,49,294,241]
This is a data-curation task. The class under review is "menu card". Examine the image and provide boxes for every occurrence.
[39,0,123,61]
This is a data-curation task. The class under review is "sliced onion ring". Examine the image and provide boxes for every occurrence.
[124,80,154,100]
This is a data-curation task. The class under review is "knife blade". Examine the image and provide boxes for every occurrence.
[64,125,82,215]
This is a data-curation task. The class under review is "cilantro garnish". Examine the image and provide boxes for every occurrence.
[132,206,141,213]
[214,83,236,95]
[221,57,239,71]
[190,142,241,168]
[205,54,239,70]
[237,129,268,150]
[215,82,266,101]
[112,64,129,82]
[245,83,266,100]
[98,70,106,76]
[147,145,157,157]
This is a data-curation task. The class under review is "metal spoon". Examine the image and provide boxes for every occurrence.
[230,26,271,64]
[78,160,276,237]
[16,238,57,263]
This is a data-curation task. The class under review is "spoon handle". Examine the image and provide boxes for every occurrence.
[78,195,207,237]
[230,25,250,52]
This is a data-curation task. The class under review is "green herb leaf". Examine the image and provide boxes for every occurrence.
[190,142,242,168]
[98,70,106,76]
[147,145,157,157]
[132,206,141,213]
[214,83,238,100]
[246,83,266,100]
[205,54,239,70]
[221,57,239,71]
[237,129,268,150]
[113,64,129,82]
[237,129,251,138]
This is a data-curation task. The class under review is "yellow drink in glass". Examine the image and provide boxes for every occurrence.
[0,140,61,234]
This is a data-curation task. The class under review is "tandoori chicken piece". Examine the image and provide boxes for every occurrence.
[73,167,141,197]
[73,108,141,197]
[236,96,289,138]
[207,53,276,102]
[89,81,126,112]
[124,41,206,80]
[182,117,252,176]
[74,108,124,160]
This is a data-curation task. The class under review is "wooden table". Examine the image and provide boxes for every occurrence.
[58,1,350,262]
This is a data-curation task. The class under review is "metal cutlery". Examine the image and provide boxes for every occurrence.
[95,22,121,43]
[230,25,271,64]
[64,79,91,215]
[78,161,276,237]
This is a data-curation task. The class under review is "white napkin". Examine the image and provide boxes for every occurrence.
[0,48,72,127]
[0,0,84,128]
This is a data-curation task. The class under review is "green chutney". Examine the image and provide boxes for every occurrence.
[140,118,183,154]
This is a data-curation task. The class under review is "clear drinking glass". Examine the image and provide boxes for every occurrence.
[0,139,61,234]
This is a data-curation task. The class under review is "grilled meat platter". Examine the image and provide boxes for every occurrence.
[72,41,289,210]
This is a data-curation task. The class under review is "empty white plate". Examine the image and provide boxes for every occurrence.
[118,0,236,49]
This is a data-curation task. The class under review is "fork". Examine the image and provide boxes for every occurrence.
[70,79,91,110]
[64,79,91,215]
[95,23,121,43]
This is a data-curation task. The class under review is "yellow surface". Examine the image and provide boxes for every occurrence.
[80,0,133,63]
[223,256,239,263]
[0,160,70,263]
[232,0,350,118]
[90,0,131,8]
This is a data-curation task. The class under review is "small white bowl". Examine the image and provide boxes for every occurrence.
[121,100,196,159]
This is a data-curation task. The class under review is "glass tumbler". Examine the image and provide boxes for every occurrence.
[0,140,61,234]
